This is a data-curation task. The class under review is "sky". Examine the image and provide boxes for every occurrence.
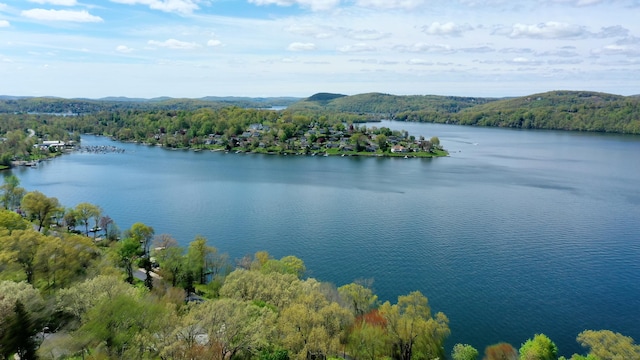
[0,0,639,98]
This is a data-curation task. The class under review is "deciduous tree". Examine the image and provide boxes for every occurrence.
[0,175,25,210]
[74,202,101,237]
[483,343,517,360]
[20,191,60,232]
[576,330,640,360]
[519,334,558,360]
[452,343,479,360]
[379,291,450,360]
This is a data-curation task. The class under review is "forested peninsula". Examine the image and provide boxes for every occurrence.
[1,180,640,360]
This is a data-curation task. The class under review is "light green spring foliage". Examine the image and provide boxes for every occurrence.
[190,298,278,359]
[56,275,141,320]
[0,175,26,210]
[452,343,479,360]
[220,268,303,309]
[379,291,450,360]
[0,209,28,234]
[338,282,378,317]
[576,330,640,360]
[20,191,60,231]
[0,281,46,332]
[74,202,101,236]
[519,334,558,360]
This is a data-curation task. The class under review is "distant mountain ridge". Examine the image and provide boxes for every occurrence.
[291,90,640,134]
[0,96,302,114]
[1,90,638,134]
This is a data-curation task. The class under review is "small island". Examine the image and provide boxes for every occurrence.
[186,122,447,158]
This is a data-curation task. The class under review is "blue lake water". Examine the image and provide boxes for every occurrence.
[11,121,640,356]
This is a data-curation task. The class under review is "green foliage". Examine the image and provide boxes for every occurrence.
[0,175,26,210]
[116,237,142,283]
[338,281,378,317]
[576,329,640,360]
[379,291,450,360]
[0,209,29,234]
[452,343,479,360]
[75,202,101,237]
[519,334,558,360]
[20,190,60,232]
[0,300,38,360]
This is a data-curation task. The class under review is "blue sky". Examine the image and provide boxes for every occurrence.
[0,0,639,98]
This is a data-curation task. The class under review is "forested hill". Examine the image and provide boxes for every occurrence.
[288,92,495,114]
[0,96,300,114]
[290,91,640,134]
[422,90,640,134]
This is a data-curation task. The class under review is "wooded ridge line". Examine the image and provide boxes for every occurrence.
[2,90,639,134]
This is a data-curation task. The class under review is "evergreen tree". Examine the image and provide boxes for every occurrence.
[0,300,38,360]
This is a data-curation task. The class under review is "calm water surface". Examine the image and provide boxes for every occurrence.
[12,121,640,356]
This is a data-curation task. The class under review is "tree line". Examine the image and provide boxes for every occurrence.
[1,177,639,360]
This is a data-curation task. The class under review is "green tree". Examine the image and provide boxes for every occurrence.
[519,334,558,360]
[0,301,38,360]
[0,229,43,283]
[278,286,354,360]
[376,134,388,152]
[0,209,29,234]
[379,291,450,360]
[153,245,186,287]
[20,191,60,232]
[0,175,26,210]
[116,237,142,283]
[0,281,46,356]
[74,202,101,237]
[56,275,139,321]
[452,343,479,360]
[127,222,155,255]
[338,281,378,317]
[193,298,277,359]
[576,330,640,360]
[347,311,390,360]
[75,293,166,359]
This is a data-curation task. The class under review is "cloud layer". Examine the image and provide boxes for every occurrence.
[1,0,638,97]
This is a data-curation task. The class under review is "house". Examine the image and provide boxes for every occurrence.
[391,145,407,153]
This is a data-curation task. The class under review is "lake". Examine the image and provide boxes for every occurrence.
[11,121,640,356]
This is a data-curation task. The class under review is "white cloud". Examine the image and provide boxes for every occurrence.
[545,0,604,6]
[0,20,9,27]
[337,43,376,52]
[287,42,316,51]
[538,49,579,57]
[460,46,494,53]
[506,22,587,39]
[344,29,389,40]
[592,44,640,56]
[116,45,134,53]
[248,0,340,11]
[148,38,201,49]
[285,24,333,38]
[398,43,455,53]
[423,22,472,37]
[407,59,433,65]
[355,0,425,10]
[207,39,222,47]
[595,25,629,38]
[28,0,78,5]
[21,9,103,22]
[110,0,201,15]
